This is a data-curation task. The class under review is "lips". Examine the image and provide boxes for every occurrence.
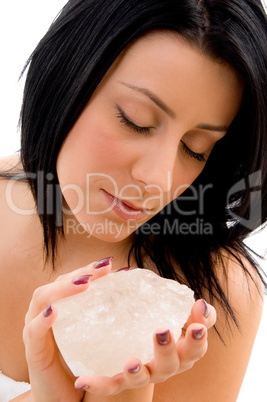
[103,190,149,221]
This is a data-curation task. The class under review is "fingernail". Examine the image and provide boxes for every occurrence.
[202,299,210,318]
[156,329,170,345]
[128,363,140,373]
[94,257,113,269]
[44,304,53,317]
[116,266,134,272]
[192,327,205,340]
[75,384,89,390]
[72,275,92,285]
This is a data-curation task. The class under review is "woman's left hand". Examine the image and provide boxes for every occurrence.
[75,299,216,396]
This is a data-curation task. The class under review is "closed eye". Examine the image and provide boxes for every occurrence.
[116,105,207,162]
[181,141,207,162]
[115,105,153,134]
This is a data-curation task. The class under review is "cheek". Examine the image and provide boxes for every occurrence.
[78,108,132,170]
[87,126,125,164]
[63,123,126,177]
[170,163,206,200]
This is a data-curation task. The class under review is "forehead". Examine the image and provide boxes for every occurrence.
[102,31,244,128]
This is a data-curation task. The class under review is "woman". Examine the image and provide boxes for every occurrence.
[0,0,266,400]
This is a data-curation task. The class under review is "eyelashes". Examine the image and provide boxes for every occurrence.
[116,106,206,162]
[180,141,206,162]
[116,106,153,135]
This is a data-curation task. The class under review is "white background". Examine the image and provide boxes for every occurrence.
[0,1,266,400]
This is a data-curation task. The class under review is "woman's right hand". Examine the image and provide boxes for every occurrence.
[22,258,113,402]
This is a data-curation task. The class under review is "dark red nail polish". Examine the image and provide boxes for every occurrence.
[116,266,134,272]
[94,257,113,269]
[75,384,89,390]
[44,304,53,317]
[156,329,170,345]
[192,327,205,339]
[202,299,210,318]
[128,363,140,373]
[72,275,92,285]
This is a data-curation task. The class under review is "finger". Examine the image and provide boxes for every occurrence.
[146,328,180,382]
[181,299,216,336]
[75,373,126,396]
[177,323,208,372]
[23,303,58,367]
[123,357,150,388]
[75,358,151,395]
[190,299,216,328]
[55,257,113,283]
[26,258,113,323]
[26,276,90,324]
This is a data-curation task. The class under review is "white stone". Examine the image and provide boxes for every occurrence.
[53,269,195,377]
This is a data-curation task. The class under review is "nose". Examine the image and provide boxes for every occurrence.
[131,140,177,194]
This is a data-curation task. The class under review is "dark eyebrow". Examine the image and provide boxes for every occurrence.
[120,81,229,133]
[119,82,176,118]
[196,123,228,133]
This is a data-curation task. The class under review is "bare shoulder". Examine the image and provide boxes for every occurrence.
[212,247,264,328]
[209,247,264,354]
[0,153,21,171]
[0,153,24,204]
[0,153,35,231]
[0,153,45,283]
[0,152,44,284]
[153,248,264,402]
[0,154,46,381]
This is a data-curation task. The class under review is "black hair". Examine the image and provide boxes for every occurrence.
[5,0,267,332]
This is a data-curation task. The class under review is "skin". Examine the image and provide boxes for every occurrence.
[0,32,263,401]
[56,32,242,248]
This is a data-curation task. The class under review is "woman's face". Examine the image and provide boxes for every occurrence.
[57,32,243,242]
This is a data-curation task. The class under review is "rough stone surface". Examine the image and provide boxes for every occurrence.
[53,269,195,377]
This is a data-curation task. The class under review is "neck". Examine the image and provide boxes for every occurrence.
[54,215,136,275]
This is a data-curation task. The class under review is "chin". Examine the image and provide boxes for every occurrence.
[72,217,139,243]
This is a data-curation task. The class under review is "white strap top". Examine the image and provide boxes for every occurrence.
[0,371,31,401]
